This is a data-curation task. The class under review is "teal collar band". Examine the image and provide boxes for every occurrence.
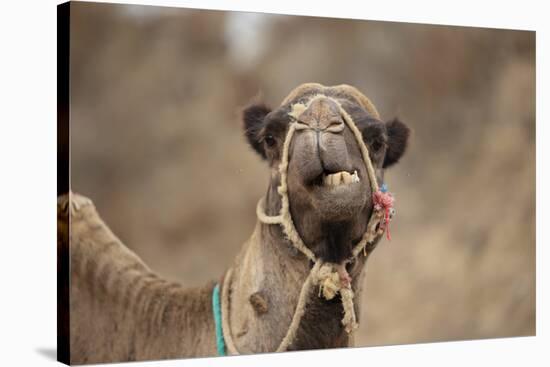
[212,284,226,356]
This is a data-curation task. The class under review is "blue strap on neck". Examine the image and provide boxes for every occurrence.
[212,284,226,356]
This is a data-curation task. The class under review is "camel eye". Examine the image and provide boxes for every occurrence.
[264,134,276,147]
[371,139,384,152]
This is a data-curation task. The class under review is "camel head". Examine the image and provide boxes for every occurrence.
[243,83,410,265]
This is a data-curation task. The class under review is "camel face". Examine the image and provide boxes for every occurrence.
[285,96,371,223]
[243,84,410,263]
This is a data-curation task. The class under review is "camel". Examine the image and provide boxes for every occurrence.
[57,83,410,365]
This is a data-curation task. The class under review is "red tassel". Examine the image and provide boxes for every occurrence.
[373,190,395,241]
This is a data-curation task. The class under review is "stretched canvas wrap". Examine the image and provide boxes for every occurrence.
[57,1,536,365]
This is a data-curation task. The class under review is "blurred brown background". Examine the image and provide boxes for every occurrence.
[69,2,535,346]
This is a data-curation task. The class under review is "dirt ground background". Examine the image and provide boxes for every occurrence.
[69,2,535,347]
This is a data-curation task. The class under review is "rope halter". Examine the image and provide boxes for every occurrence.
[221,92,395,354]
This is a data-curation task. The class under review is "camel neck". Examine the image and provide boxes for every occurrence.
[223,221,357,353]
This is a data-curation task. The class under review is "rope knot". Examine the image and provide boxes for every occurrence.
[314,263,358,333]
[316,264,342,300]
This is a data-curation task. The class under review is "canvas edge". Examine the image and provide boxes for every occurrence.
[57,1,71,365]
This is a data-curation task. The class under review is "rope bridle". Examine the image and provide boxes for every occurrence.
[219,94,394,354]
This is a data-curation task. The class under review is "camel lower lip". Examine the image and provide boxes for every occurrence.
[312,180,362,197]
[320,182,361,192]
[310,178,367,221]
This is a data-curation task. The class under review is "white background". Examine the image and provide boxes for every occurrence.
[0,0,547,366]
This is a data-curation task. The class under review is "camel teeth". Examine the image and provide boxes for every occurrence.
[335,172,343,185]
[323,171,359,186]
[342,171,352,184]
[328,173,336,186]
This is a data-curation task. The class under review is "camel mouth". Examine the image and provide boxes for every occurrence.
[322,170,360,186]
[310,170,361,188]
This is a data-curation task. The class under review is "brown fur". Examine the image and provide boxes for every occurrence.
[62,84,410,363]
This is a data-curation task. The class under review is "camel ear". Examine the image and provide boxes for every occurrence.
[243,103,271,159]
[383,118,410,168]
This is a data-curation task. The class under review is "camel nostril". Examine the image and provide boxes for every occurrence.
[326,121,345,133]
